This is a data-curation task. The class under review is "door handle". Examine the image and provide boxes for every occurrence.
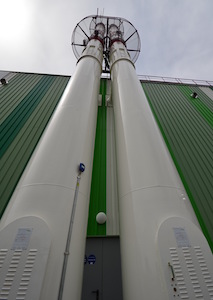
[168,262,175,281]
[92,289,99,300]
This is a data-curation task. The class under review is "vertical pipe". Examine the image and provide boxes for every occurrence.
[0,38,103,300]
[58,171,82,300]
[109,41,207,299]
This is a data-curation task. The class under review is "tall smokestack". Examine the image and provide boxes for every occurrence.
[0,17,104,300]
[108,16,213,300]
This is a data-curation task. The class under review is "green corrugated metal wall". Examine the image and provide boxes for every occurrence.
[142,82,213,251]
[0,73,69,217]
[87,79,107,236]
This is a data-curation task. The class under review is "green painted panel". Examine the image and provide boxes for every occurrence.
[87,79,107,236]
[142,82,213,251]
[178,85,213,128]
[0,73,69,217]
[0,73,42,124]
[0,75,56,158]
[191,86,213,112]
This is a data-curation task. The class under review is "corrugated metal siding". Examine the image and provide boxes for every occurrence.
[142,82,213,251]
[0,71,16,82]
[87,79,107,236]
[194,86,213,112]
[178,85,213,128]
[200,86,213,101]
[0,73,69,217]
[0,73,42,123]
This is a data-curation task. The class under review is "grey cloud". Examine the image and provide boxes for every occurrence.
[0,0,212,80]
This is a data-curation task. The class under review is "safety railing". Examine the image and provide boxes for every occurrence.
[137,74,213,87]
[101,73,213,87]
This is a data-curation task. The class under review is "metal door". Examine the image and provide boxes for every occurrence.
[81,237,123,300]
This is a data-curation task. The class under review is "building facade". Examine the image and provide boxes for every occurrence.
[1,71,213,299]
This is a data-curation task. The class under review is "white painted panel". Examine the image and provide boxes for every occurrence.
[0,217,51,300]
[158,217,213,299]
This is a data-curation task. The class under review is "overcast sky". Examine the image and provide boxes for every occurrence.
[0,0,212,80]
